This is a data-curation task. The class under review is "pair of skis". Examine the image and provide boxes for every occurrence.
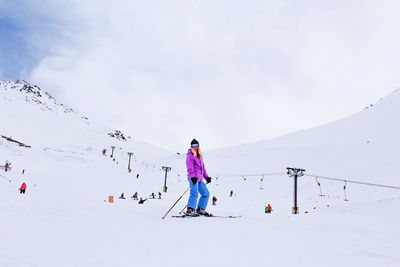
[161,187,241,219]
[173,205,241,219]
[172,213,241,219]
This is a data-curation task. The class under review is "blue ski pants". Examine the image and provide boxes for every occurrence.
[188,179,209,210]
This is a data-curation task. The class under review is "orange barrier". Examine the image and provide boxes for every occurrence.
[108,195,114,203]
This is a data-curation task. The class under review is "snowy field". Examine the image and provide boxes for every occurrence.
[1,81,400,266]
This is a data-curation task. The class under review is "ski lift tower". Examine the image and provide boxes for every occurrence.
[287,167,305,214]
[162,166,171,193]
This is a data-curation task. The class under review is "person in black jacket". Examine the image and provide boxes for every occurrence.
[138,198,147,204]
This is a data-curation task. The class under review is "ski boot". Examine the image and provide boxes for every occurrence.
[196,208,213,217]
[185,207,199,217]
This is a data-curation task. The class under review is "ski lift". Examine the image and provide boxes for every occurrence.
[343,180,349,201]
[315,177,325,196]
[260,175,264,190]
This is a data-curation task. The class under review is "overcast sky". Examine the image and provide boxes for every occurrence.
[1,1,400,152]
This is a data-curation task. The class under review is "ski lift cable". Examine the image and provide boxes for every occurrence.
[217,172,286,178]
[215,171,400,190]
[305,174,400,190]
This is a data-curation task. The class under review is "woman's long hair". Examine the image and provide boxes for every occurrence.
[191,148,202,158]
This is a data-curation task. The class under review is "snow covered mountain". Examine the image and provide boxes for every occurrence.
[1,80,399,267]
[0,80,172,160]
[0,80,84,116]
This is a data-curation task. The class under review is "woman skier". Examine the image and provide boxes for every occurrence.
[186,139,212,216]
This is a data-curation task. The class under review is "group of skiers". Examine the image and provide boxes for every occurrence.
[117,191,161,204]
[113,139,215,215]
[150,192,162,199]
[109,139,272,217]
[7,139,274,216]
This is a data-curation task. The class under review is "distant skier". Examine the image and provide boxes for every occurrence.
[185,139,212,216]
[102,149,107,156]
[119,193,125,199]
[265,204,273,214]
[158,192,162,199]
[4,162,10,172]
[136,174,139,179]
[150,192,155,199]
[138,197,147,204]
[19,182,27,194]
[131,192,138,200]
[212,196,217,206]
[230,190,233,197]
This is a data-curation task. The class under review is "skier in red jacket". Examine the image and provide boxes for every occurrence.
[19,182,27,194]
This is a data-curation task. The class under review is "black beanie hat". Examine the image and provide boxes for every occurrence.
[190,139,199,146]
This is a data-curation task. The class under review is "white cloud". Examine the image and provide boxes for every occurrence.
[16,0,400,151]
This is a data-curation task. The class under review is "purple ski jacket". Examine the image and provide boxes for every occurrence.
[186,149,208,182]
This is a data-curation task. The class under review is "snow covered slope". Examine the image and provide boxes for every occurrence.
[206,88,400,182]
[0,81,399,267]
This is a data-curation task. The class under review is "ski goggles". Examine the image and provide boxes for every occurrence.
[191,143,199,148]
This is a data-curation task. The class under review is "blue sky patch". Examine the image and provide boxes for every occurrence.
[0,14,43,80]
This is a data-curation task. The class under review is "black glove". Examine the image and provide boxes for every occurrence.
[205,177,212,184]
[190,177,197,185]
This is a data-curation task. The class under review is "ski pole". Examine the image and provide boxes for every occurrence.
[162,187,190,219]
[179,204,188,215]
